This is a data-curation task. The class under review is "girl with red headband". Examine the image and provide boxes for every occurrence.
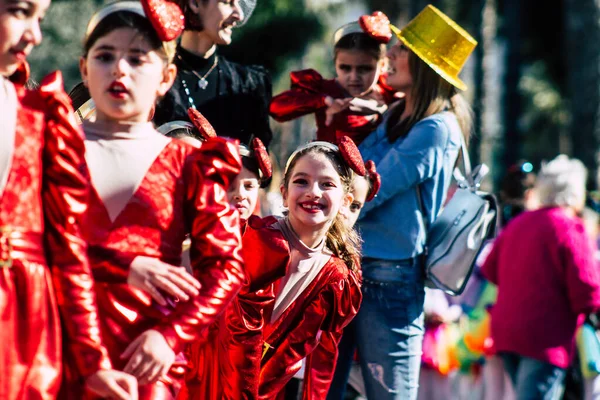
[0,0,140,398]
[70,1,245,398]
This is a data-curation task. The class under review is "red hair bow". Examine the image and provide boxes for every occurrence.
[187,108,217,140]
[359,11,392,43]
[141,0,185,41]
[365,160,381,202]
[338,136,366,176]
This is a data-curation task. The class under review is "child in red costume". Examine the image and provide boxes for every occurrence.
[0,0,138,399]
[220,138,369,400]
[71,2,245,399]
[270,12,399,146]
[178,136,272,400]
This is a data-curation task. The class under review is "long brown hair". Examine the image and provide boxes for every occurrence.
[283,145,361,273]
[386,52,473,145]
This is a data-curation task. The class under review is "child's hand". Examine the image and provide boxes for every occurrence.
[128,256,201,306]
[85,369,138,400]
[324,96,353,126]
[121,330,175,385]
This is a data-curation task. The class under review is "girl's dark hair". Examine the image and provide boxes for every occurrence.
[174,0,209,31]
[69,82,92,111]
[334,32,386,62]
[386,51,473,145]
[240,144,271,188]
[84,11,164,57]
[283,145,361,272]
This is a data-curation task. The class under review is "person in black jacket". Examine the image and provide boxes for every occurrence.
[154,0,273,147]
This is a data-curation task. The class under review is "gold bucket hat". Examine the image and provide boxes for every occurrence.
[392,5,477,91]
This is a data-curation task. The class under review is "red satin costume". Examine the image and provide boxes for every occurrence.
[269,69,396,145]
[77,136,244,399]
[182,216,362,400]
[0,72,112,399]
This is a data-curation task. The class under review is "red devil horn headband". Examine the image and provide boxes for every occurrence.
[364,160,381,202]
[187,108,217,140]
[251,138,273,182]
[358,11,394,44]
[86,0,184,43]
[285,137,366,177]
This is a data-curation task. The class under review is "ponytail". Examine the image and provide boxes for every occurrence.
[325,212,362,273]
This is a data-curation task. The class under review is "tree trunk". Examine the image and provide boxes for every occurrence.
[564,0,600,186]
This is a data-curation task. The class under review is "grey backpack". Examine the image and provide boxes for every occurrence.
[417,135,498,295]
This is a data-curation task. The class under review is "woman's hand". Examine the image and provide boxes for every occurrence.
[121,330,175,385]
[128,256,201,306]
[324,96,353,126]
[85,369,138,400]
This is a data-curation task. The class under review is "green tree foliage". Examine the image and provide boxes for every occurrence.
[29,0,325,92]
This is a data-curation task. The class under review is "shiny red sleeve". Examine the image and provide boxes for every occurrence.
[155,138,245,354]
[302,331,341,400]
[221,286,275,400]
[39,71,112,378]
[269,69,327,122]
[221,217,290,400]
[259,267,362,399]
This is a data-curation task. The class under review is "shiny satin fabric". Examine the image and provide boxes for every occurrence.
[269,68,396,145]
[195,216,362,400]
[178,216,288,400]
[79,137,244,398]
[0,71,111,400]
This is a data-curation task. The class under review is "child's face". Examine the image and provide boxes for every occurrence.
[228,166,260,221]
[343,175,369,229]
[0,0,49,77]
[282,152,352,240]
[190,0,242,46]
[335,49,381,97]
[80,27,176,123]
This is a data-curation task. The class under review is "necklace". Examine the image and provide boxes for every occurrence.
[178,54,218,90]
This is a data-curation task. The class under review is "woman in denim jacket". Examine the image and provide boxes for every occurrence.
[350,6,477,399]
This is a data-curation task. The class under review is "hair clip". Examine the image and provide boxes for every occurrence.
[252,138,272,182]
[359,11,394,44]
[187,108,216,140]
[141,0,185,41]
[365,160,381,202]
[338,136,366,176]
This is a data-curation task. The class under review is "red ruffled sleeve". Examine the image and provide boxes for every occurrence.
[39,71,112,378]
[155,138,245,354]
[221,216,290,400]
[301,268,362,400]
[259,261,362,399]
[269,69,328,122]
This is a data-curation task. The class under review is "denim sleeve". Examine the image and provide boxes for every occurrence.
[359,116,450,217]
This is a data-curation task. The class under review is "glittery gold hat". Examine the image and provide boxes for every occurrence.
[393,5,477,91]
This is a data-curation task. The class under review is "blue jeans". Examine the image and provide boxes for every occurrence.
[500,352,566,400]
[354,258,425,400]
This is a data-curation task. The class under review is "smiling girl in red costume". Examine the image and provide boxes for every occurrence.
[270,12,399,146]
[217,138,369,400]
[71,1,245,398]
[0,0,140,399]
